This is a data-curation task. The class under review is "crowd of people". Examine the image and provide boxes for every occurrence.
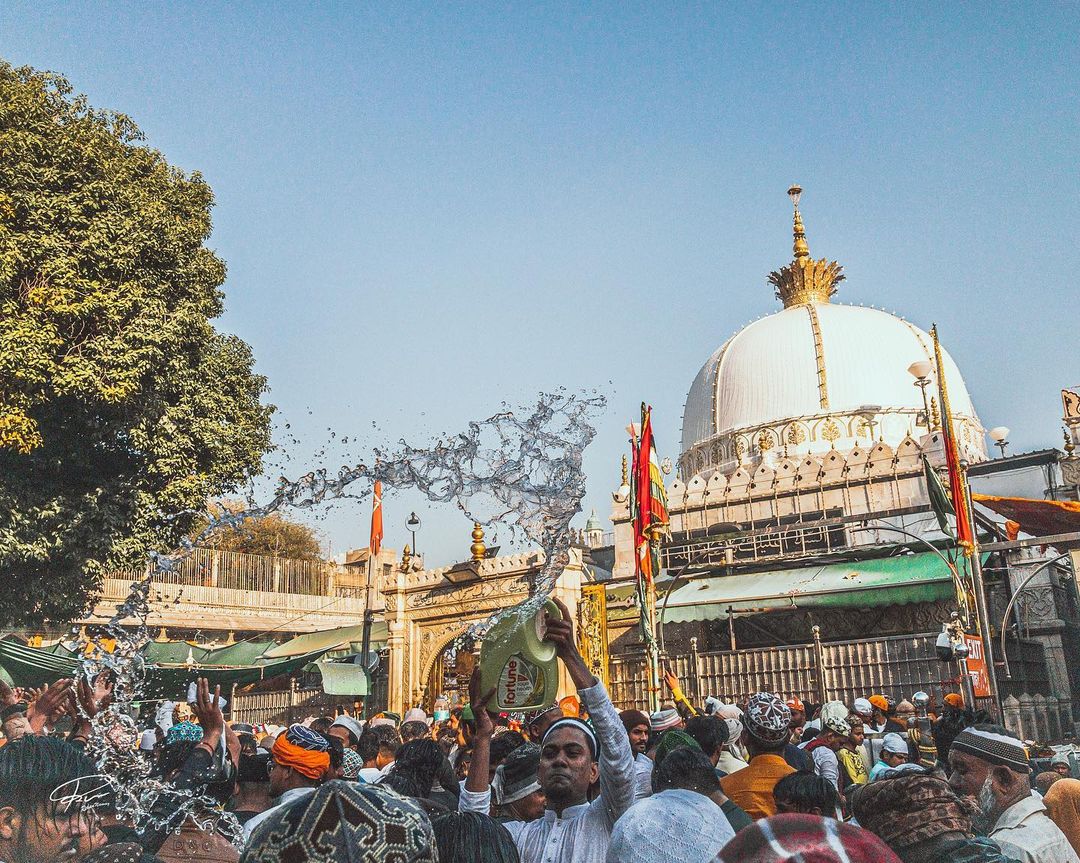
[4,602,1080,862]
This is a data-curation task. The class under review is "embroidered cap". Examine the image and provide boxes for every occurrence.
[951,726,1029,774]
[744,692,791,744]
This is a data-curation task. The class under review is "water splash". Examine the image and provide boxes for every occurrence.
[74,390,605,843]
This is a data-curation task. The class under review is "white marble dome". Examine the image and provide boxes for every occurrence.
[679,302,986,477]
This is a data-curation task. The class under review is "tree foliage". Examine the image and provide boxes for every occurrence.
[196,501,323,561]
[0,62,274,625]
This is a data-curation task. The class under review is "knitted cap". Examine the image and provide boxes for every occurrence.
[496,743,541,804]
[951,727,1029,774]
[882,733,909,755]
[853,698,873,716]
[543,718,597,759]
[609,789,735,863]
[620,709,651,733]
[744,692,791,744]
[650,709,681,732]
[821,701,852,737]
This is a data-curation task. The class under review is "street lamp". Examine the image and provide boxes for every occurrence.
[988,427,1010,458]
[908,361,933,428]
[406,512,421,555]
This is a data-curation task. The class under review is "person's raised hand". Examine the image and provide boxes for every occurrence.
[27,678,72,732]
[467,667,496,738]
[543,597,580,662]
[0,679,17,709]
[190,677,224,742]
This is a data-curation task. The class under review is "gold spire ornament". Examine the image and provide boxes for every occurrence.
[470,523,486,562]
[768,185,846,308]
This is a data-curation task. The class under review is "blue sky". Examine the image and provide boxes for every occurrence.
[3,3,1077,563]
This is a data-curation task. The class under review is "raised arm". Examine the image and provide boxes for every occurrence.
[545,598,636,824]
[459,669,495,813]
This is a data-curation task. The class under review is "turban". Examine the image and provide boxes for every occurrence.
[944,693,965,709]
[869,695,890,713]
[241,779,435,863]
[853,697,873,717]
[272,724,331,780]
[744,692,791,744]
[619,709,651,733]
[951,727,1029,774]
[543,718,597,759]
[718,813,901,863]
[650,709,681,732]
[821,701,851,737]
[495,743,541,805]
[851,772,976,849]
[331,715,365,744]
[655,729,701,766]
[166,721,203,745]
[609,789,735,863]
[786,697,805,713]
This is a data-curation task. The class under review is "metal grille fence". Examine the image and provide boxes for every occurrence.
[608,632,1043,711]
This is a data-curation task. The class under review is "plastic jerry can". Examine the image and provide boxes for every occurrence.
[479,598,562,712]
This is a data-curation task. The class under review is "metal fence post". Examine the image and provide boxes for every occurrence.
[689,637,702,704]
[811,625,828,705]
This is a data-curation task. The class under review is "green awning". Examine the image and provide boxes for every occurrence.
[315,660,370,696]
[0,639,329,698]
[261,623,388,659]
[658,552,961,624]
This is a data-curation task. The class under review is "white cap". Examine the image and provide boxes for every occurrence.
[332,715,366,741]
[882,732,909,755]
[139,729,157,751]
[853,698,873,716]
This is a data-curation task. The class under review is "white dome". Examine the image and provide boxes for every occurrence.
[680,302,985,475]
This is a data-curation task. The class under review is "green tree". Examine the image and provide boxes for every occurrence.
[196,500,323,561]
[0,62,274,625]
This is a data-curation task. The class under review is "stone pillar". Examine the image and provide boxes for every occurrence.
[1046,696,1062,742]
[1002,695,1022,740]
[550,549,586,700]
[1033,694,1050,743]
[1019,694,1036,742]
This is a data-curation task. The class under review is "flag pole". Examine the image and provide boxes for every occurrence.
[360,478,383,719]
[646,526,662,714]
[932,325,1001,718]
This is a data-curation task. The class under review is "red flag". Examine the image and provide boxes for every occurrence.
[369,480,383,556]
[632,405,670,584]
[932,326,974,554]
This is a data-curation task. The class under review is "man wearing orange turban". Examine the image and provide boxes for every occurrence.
[242,724,330,842]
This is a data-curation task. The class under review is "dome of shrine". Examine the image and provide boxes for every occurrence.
[678,187,986,478]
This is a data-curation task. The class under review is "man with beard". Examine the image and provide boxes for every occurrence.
[619,709,653,798]
[461,597,635,863]
[948,724,1079,863]
[0,734,110,863]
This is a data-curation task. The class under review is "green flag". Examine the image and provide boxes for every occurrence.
[923,455,955,538]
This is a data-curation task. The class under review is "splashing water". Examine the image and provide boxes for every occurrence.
[73,391,606,843]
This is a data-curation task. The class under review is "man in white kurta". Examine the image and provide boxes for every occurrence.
[460,598,636,863]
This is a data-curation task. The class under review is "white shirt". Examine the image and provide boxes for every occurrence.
[459,680,635,863]
[716,750,749,776]
[632,752,653,799]
[798,742,840,790]
[991,794,1080,863]
[357,761,394,784]
[242,786,316,842]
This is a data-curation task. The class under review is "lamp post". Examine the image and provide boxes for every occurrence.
[406,512,421,556]
[908,361,934,429]
[988,426,1010,458]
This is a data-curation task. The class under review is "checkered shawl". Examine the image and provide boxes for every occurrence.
[717,814,901,863]
[240,779,436,863]
[850,772,976,849]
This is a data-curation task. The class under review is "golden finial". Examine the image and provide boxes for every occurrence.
[930,396,941,430]
[789,185,809,259]
[470,523,486,562]
[154,627,169,642]
[620,453,629,487]
[401,543,413,571]
[769,185,845,308]
[1064,428,1076,456]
